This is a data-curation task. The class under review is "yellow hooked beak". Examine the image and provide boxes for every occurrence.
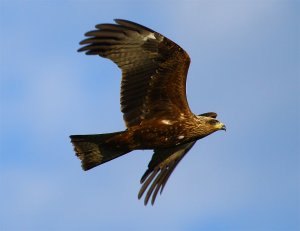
[217,122,226,131]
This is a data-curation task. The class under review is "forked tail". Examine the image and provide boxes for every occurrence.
[70,131,131,170]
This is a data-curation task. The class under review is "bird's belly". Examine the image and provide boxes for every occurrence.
[130,124,188,149]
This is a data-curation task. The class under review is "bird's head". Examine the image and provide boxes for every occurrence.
[196,112,226,134]
[205,118,226,132]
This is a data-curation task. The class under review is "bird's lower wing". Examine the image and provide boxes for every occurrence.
[138,141,197,205]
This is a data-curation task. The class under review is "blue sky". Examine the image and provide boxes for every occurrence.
[0,0,299,230]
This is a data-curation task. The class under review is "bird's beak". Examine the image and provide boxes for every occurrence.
[219,123,226,131]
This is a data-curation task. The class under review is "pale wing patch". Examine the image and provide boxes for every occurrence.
[160,119,174,125]
[143,32,156,41]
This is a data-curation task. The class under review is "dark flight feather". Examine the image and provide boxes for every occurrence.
[138,141,196,205]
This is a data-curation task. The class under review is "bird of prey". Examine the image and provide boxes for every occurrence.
[70,19,226,205]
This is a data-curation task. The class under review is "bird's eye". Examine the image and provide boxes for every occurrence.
[209,120,218,125]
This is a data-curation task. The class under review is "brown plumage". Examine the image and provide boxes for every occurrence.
[70,19,226,205]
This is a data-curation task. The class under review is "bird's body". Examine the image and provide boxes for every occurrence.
[70,19,226,205]
[100,115,218,149]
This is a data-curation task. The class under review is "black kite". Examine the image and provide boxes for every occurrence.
[70,19,226,205]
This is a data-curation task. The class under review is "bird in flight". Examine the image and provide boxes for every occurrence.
[70,19,226,205]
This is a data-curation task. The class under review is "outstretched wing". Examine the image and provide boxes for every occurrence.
[78,19,191,128]
[138,141,197,205]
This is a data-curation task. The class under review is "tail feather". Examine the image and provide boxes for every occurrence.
[70,131,131,170]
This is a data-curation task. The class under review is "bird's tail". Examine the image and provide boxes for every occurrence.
[70,131,131,171]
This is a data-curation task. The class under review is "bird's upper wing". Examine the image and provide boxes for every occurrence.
[78,19,191,128]
[138,141,197,205]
